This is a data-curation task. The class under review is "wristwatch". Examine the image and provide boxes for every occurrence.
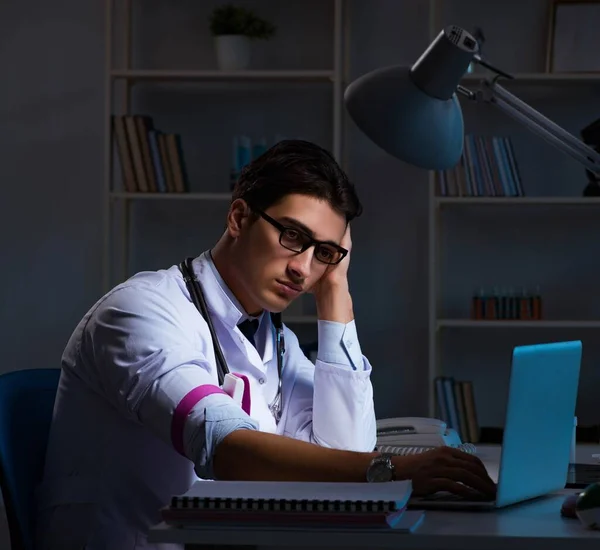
[366,453,396,482]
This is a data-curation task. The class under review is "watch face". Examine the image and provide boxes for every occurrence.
[367,458,394,482]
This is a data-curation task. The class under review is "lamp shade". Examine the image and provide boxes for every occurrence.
[344,65,464,170]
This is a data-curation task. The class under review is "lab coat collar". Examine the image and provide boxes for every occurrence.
[191,252,246,328]
[192,252,274,366]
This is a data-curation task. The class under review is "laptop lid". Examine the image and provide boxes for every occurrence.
[496,340,582,507]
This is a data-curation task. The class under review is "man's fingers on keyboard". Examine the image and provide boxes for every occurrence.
[451,451,495,485]
[449,447,486,467]
[440,466,496,496]
[429,478,482,499]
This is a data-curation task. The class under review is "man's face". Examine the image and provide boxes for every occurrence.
[230,193,347,314]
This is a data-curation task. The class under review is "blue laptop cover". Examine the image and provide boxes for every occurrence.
[496,340,582,507]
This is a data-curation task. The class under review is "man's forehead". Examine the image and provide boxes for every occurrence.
[267,195,346,240]
[276,214,345,244]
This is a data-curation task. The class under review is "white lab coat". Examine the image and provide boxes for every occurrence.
[35,252,376,549]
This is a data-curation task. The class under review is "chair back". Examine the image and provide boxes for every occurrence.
[0,368,60,550]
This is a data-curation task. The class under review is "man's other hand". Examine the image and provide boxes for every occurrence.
[394,446,497,499]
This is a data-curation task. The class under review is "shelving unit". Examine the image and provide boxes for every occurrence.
[103,0,346,327]
[426,1,600,418]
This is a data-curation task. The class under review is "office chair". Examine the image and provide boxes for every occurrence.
[0,368,60,550]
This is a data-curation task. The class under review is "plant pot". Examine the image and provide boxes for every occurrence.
[215,35,251,71]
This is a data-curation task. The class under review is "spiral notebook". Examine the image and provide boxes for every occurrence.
[161,479,423,531]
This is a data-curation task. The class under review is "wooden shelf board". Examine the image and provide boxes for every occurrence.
[110,192,232,201]
[436,197,600,206]
[437,319,600,329]
[111,69,335,82]
[461,72,600,85]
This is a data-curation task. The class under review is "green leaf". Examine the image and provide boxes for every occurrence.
[209,4,276,40]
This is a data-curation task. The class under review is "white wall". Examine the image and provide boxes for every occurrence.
[0,2,104,371]
[0,0,105,543]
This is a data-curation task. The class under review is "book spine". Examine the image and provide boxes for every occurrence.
[112,116,138,192]
[124,116,149,192]
[148,130,167,193]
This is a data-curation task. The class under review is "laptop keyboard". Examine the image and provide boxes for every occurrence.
[420,492,466,502]
[418,491,494,503]
[566,463,600,489]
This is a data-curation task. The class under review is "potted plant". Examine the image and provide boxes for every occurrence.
[209,4,276,71]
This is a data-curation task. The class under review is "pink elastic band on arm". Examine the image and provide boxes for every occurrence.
[232,373,251,416]
[171,385,226,456]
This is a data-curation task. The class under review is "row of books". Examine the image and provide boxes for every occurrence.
[471,287,543,320]
[434,376,479,444]
[436,134,525,197]
[112,115,190,193]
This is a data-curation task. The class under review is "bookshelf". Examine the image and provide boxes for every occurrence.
[103,0,346,327]
[426,0,600,420]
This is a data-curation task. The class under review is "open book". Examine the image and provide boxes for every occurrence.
[161,479,422,531]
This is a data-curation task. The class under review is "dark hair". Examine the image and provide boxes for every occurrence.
[231,139,362,222]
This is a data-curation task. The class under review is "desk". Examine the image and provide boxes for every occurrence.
[148,444,600,550]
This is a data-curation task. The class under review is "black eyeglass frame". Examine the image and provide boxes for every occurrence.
[253,208,348,265]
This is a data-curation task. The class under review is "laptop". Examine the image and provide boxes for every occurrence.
[409,340,582,511]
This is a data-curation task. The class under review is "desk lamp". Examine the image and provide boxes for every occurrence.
[344,25,600,174]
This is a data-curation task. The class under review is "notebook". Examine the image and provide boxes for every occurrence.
[161,479,422,531]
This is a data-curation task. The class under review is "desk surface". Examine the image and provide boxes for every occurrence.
[149,444,600,550]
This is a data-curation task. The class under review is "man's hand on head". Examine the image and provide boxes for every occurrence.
[317,224,352,290]
[310,224,354,324]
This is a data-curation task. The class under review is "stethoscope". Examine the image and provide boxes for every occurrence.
[179,257,285,422]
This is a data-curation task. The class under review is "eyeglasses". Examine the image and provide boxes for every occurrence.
[254,209,348,265]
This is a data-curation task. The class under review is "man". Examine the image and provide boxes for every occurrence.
[36,140,495,549]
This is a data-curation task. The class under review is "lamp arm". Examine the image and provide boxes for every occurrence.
[474,79,600,176]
